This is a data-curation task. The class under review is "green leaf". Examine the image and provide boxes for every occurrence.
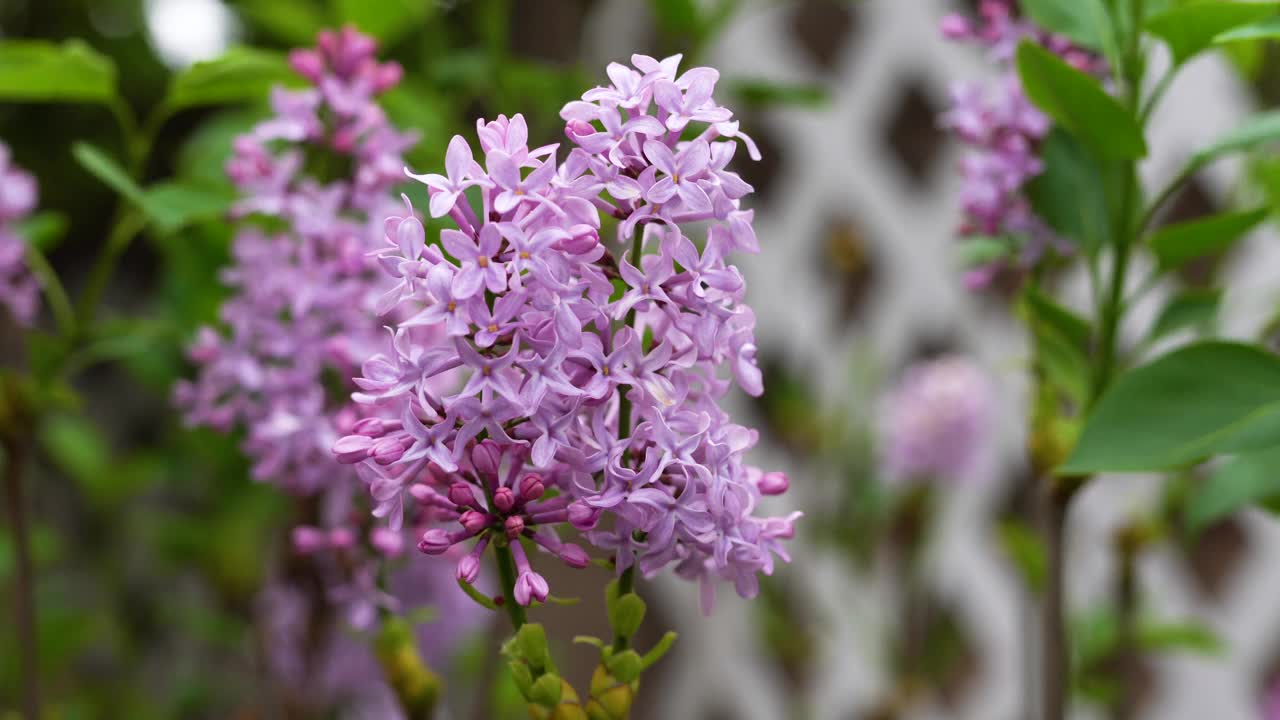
[1020,0,1113,53]
[332,0,434,46]
[1215,15,1280,43]
[1190,111,1280,170]
[1147,289,1222,344]
[234,0,328,45]
[515,623,552,673]
[529,673,563,707]
[72,142,144,203]
[640,631,678,669]
[1148,208,1268,270]
[652,0,704,36]
[74,143,234,233]
[610,593,647,640]
[1023,287,1092,404]
[1138,619,1223,655]
[1015,41,1146,160]
[15,211,68,252]
[1146,1,1279,66]
[1026,128,1116,252]
[1061,342,1280,473]
[166,47,301,110]
[142,182,235,234]
[1185,445,1280,532]
[38,415,110,486]
[605,649,644,683]
[730,79,828,108]
[0,40,116,104]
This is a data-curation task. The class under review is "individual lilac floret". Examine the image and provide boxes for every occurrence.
[335,54,795,613]
[939,0,1103,289]
[175,27,421,494]
[0,143,39,327]
[879,356,993,484]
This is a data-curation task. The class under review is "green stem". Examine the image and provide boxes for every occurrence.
[2,433,39,720]
[611,565,636,652]
[74,209,146,333]
[23,244,76,338]
[1041,480,1074,720]
[1110,530,1139,720]
[75,102,169,339]
[494,541,527,630]
[1135,164,1194,236]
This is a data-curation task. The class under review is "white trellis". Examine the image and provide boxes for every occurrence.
[580,1,1280,719]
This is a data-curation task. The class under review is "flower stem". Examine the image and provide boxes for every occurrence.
[494,541,527,630]
[612,564,636,652]
[1111,527,1141,720]
[1040,480,1073,720]
[75,208,146,334]
[2,433,39,720]
[22,245,76,339]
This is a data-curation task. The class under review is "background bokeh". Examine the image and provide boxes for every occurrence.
[4,0,1280,718]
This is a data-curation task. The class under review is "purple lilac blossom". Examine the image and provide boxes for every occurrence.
[939,0,1104,289]
[0,143,39,327]
[879,356,993,484]
[334,54,798,614]
[176,28,477,671]
[174,26,419,494]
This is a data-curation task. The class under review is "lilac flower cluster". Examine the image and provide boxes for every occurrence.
[939,0,1104,289]
[879,356,993,484]
[175,27,417,494]
[335,54,798,613]
[175,28,470,656]
[0,143,39,327]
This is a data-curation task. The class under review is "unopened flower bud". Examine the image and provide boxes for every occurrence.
[493,486,515,513]
[758,471,789,496]
[418,528,453,555]
[471,440,501,476]
[351,417,389,437]
[371,436,406,465]
[567,501,600,530]
[558,225,599,255]
[328,527,356,550]
[504,515,525,539]
[332,434,374,464]
[448,482,476,508]
[408,483,433,504]
[519,474,545,502]
[288,49,325,82]
[459,510,489,534]
[370,527,404,556]
[558,543,590,569]
[291,526,326,554]
[456,554,481,584]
